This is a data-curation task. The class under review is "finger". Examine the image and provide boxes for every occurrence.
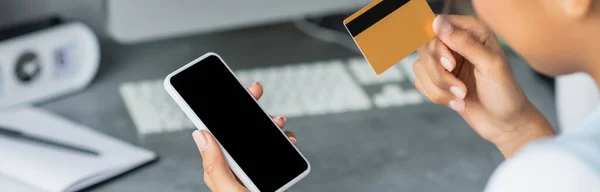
[414,49,468,101]
[445,15,504,53]
[421,39,466,98]
[413,60,429,99]
[433,15,502,72]
[413,60,442,103]
[284,131,297,145]
[441,15,503,52]
[440,15,502,51]
[272,116,286,129]
[204,172,215,191]
[248,82,264,100]
[441,15,491,40]
[421,38,457,72]
[413,61,466,112]
[192,130,245,191]
[414,78,430,102]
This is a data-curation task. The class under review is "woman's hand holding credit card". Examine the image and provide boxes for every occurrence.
[344,0,553,158]
[413,15,554,157]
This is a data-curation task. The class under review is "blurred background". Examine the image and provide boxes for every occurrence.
[0,0,558,192]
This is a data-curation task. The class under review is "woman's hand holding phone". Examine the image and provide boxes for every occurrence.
[192,82,296,192]
[413,15,556,157]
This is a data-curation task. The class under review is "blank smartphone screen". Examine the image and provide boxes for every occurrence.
[170,55,308,191]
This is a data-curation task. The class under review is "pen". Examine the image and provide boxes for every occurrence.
[0,126,100,156]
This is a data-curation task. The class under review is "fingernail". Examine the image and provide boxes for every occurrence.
[192,130,208,151]
[440,57,454,72]
[253,81,261,86]
[280,116,286,124]
[433,16,453,36]
[449,100,465,112]
[449,86,466,99]
[290,137,297,144]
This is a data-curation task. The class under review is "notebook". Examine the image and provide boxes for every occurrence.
[0,107,157,192]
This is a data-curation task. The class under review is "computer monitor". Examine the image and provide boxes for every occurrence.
[106,0,370,44]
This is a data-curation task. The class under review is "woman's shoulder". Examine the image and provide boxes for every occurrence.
[485,140,600,192]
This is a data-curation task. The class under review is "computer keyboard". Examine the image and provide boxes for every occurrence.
[235,60,372,117]
[119,55,423,135]
[348,58,406,85]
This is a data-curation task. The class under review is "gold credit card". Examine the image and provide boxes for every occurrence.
[344,0,436,75]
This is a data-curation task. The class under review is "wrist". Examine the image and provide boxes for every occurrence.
[492,104,556,158]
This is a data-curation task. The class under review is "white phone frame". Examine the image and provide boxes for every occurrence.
[163,52,311,192]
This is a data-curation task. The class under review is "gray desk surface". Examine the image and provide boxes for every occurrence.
[40,22,557,192]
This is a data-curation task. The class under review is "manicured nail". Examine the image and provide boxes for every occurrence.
[440,57,454,72]
[192,130,208,151]
[449,86,466,99]
[449,100,465,112]
[290,137,297,144]
[433,16,453,36]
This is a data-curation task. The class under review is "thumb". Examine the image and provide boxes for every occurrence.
[432,16,501,71]
[193,130,245,191]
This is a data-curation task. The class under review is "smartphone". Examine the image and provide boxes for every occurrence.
[164,52,310,192]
